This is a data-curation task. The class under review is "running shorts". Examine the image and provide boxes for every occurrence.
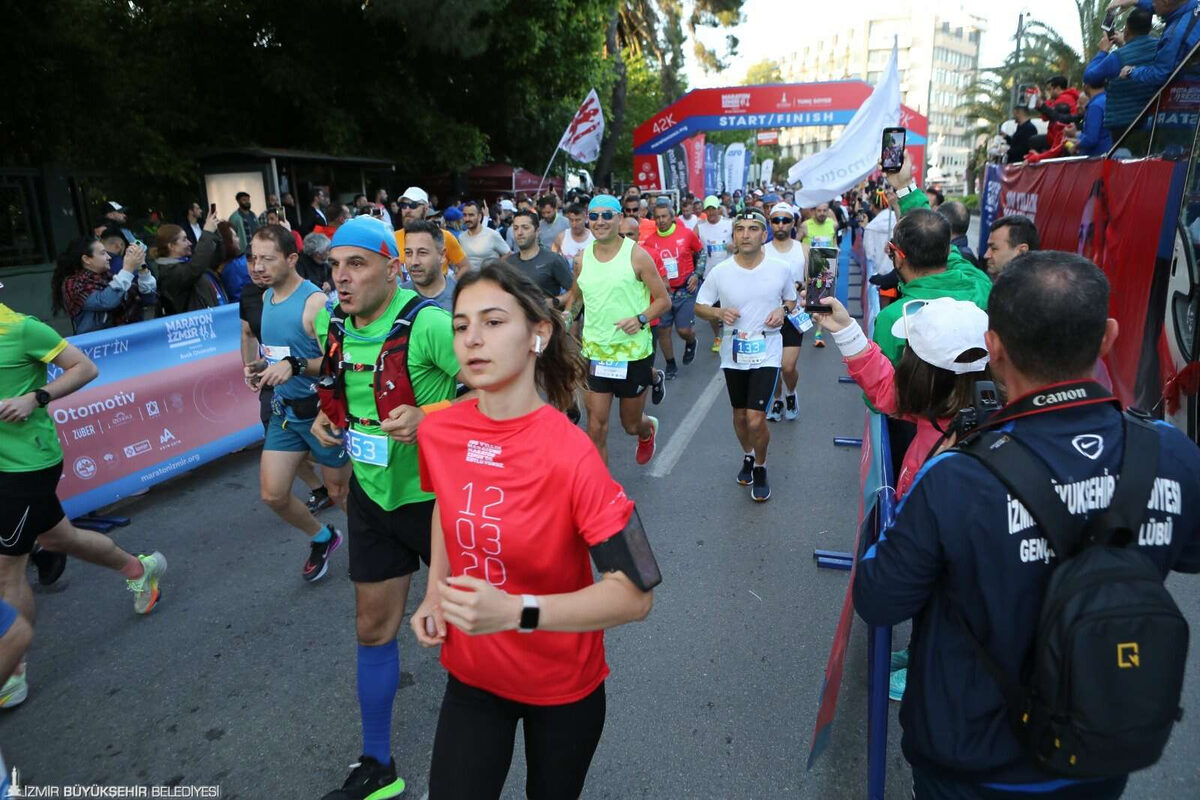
[0,462,66,557]
[660,287,697,329]
[585,354,654,399]
[346,477,433,583]
[723,367,780,412]
[781,320,804,348]
[264,411,349,469]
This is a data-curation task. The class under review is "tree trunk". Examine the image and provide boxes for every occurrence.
[596,6,626,189]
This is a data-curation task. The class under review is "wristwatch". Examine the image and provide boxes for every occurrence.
[895,182,919,198]
[518,594,540,633]
[284,355,305,377]
[34,389,52,407]
[637,313,649,328]
[551,296,562,310]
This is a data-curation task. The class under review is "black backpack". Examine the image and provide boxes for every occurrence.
[953,411,1189,778]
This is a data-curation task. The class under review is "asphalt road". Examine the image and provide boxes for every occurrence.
[3,276,1200,798]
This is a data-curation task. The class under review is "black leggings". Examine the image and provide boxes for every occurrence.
[428,675,606,800]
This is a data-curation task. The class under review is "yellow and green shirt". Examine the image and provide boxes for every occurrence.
[0,303,68,472]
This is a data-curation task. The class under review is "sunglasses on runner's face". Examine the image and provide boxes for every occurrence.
[399,201,422,210]
[886,241,906,262]
[589,210,618,221]
[770,216,794,225]
[623,205,640,213]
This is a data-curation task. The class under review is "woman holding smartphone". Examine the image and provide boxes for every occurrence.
[413,260,660,800]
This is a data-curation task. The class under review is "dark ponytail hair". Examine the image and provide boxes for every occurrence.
[453,259,587,412]
[51,236,99,314]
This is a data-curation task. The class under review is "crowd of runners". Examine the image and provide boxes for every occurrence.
[0,179,850,797]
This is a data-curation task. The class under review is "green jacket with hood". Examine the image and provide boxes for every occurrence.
[871,190,992,366]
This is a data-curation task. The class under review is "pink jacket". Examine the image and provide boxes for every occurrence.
[845,341,950,499]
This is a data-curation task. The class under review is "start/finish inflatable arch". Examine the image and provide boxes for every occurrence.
[632,80,928,196]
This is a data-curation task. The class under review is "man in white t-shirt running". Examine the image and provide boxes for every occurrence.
[696,208,797,503]
[695,196,735,353]
[764,203,806,422]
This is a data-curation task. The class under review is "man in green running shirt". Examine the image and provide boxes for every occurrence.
[559,195,670,467]
[309,217,461,800]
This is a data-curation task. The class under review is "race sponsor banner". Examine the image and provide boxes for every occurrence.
[684,133,707,198]
[634,81,928,155]
[715,144,727,193]
[756,130,779,146]
[788,46,900,205]
[724,143,747,192]
[704,143,720,196]
[661,143,690,191]
[48,305,263,517]
[635,153,665,190]
[977,158,1191,425]
[760,157,775,186]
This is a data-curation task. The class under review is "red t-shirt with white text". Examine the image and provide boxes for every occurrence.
[640,223,703,290]
[418,400,635,705]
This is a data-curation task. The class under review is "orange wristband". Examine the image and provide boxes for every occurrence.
[419,399,452,415]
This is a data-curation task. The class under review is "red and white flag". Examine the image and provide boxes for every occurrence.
[557,89,605,163]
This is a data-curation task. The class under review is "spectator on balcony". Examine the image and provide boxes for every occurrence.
[1036,76,1081,150]
[52,237,156,334]
[1111,0,1200,89]
[1074,77,1115,156]
[1086,8,1159,140]
[1005,106,1038,163]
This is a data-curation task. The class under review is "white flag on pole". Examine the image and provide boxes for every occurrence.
[558,89,605,163]
[787,45,901,206]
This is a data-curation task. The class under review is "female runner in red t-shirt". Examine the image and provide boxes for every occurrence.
[413,260,661,799]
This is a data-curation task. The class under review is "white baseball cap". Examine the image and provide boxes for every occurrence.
[500,199,516,212]
[400,186,429,205]
[769,203,794,219]
[889,297,990,374]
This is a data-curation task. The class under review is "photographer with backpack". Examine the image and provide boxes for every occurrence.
[853,251,1200,799]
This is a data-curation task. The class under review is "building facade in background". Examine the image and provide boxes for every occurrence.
[778,1,983,195]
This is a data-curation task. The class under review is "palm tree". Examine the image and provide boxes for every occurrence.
[960,0,1113,140]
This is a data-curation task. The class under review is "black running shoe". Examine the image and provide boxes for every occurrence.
[751,466,771,502]
[682,339,697,365]
[651,369,666,405]
[737,455,754,486]
[32,546,66,586]
[566,403,582,424]
[302,527,343,583]
[321,755,405,799]
[306,486,333,513]
[665,362,678,380]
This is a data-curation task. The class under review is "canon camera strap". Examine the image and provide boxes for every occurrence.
[979,380,1119,431]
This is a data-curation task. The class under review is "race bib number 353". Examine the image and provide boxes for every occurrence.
[345,429,388,466]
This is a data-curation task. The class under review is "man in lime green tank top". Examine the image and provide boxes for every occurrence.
[559,195,670,466]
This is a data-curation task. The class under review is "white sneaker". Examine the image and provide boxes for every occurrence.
[0,668,28,708]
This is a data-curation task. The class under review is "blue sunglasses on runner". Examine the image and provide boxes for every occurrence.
[588,210,617,221]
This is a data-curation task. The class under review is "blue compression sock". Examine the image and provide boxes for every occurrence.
[357,641,399,764]
[311,525,332,544]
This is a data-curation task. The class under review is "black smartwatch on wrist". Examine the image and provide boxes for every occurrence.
[284,356,305,377]
[518,594,540,633]
[637,313,649,328]
[34,389,52,408]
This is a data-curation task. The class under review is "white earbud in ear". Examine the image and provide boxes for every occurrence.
[534,335,543,354]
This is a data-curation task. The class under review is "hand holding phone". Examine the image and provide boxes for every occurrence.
[881,127,906,174]
[803,277,832,314]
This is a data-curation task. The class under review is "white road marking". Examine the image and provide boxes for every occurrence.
[647,369,726,478]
